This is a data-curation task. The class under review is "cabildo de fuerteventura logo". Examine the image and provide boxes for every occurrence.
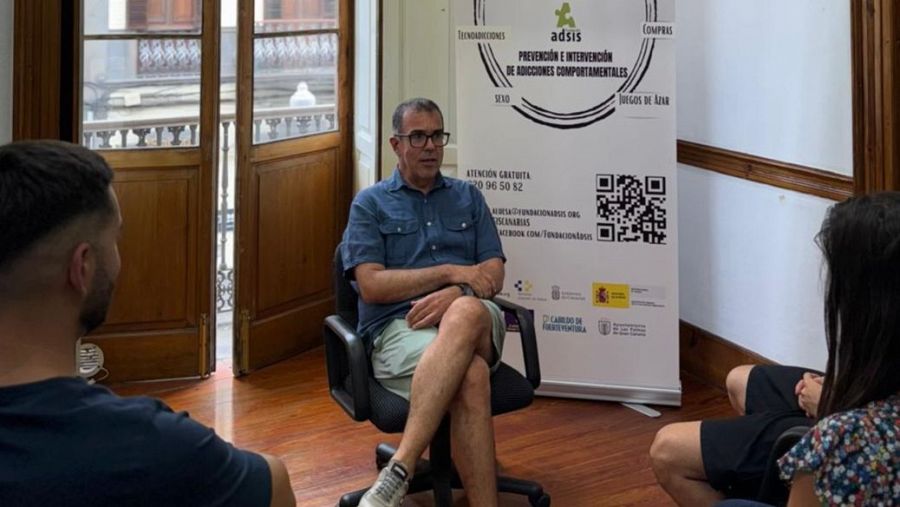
[552,2,582,42]
[543,314,587,333]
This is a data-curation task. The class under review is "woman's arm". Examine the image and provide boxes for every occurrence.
[786,473,820,507]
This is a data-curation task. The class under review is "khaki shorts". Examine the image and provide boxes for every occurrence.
[371,299,506,400]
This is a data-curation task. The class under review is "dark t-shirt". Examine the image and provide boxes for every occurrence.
[0,377,271,506]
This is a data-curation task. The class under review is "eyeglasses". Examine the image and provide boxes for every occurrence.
[394,131,451,148]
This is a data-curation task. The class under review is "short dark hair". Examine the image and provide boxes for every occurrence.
[816,191,900,417]
[0,140,115,270]
[392,98,444,134]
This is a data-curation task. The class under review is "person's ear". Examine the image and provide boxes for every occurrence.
[68,242,94,297]
[390,136,400,155]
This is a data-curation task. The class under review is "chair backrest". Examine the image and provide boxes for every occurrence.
[756,424,811,505]
[333,245,359,327]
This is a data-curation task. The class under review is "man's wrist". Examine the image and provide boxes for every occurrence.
[442,264,459,285]
[456,283,474,297]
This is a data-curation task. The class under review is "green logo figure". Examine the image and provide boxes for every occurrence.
[555,2,576,29]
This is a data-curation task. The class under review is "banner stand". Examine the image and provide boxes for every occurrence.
[455,0,681,406]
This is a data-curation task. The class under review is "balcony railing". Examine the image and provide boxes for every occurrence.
[137,39,202,77]
[82,103,335,149]
[83,103,337,312]
[254,18,338,33]
[135,22,337,77]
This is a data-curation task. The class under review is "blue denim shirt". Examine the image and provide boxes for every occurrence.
[340,169,505,347]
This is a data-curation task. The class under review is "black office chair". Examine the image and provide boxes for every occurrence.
[754,424,811,506]
[324,246,551,506]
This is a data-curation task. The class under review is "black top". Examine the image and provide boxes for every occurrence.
[0,377,270,506]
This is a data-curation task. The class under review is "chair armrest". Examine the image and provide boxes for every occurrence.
[323,315,370,421]
[492,297,541,388]
[756,424,811,503]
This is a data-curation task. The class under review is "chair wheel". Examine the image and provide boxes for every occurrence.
[375,455,389,469]
[530,493,550,507]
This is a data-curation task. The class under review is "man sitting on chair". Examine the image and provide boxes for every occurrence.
[341,98,507,507]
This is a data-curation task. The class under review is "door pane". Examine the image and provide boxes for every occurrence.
[85,0,203,35]
[252,34,338,144]
[254,0,337,32]
[82,39,202,149]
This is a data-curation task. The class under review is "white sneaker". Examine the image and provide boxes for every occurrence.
[358,460,410,507]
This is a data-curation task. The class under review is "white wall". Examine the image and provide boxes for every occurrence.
[678,0,852,175]
[354,0,378,191]
[677,0,852,369]
[381,0,457,178]
[679,166,830,368]
[378,0,849,369]
[0,0,13,144]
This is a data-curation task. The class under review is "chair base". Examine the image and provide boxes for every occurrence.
[338,443,551,507]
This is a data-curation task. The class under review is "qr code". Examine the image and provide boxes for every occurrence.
[595,174,667,244]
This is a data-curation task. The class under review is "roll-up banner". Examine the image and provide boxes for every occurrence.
[456,0,680,405]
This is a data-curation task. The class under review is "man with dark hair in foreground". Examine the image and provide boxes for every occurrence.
[0,141,294,507]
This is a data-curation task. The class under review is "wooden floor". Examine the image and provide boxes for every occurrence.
[112,348,734,506]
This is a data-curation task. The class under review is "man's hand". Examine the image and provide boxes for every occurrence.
[406,286,462,329]
[796,372,824,418]
[451,264,498,299]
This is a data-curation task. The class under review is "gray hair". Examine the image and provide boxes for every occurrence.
[392,98,444,134]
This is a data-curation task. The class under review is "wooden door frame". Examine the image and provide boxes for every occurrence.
[233,0,353,374]
[12,0,77,141]
[852,0,900,192]
[199,0,222,374]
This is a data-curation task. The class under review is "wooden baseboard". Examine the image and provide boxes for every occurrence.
[677,140,854,201]
[679,320,774,390]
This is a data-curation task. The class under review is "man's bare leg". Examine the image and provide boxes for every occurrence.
[391,297,494,474]
[650,422,724,507]
[725,365,755,415]
[449,356,498,507]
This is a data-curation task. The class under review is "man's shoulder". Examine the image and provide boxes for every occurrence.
[79,384,175,422]
[409,175,479,199]
[440,175,481,198]
[442,174,471,188]
[13,379,195,443]
[0,379,271,506]
[356,179,396,199]
[104,394,211,447]
[444,177,489,212]
[351,180,398,211]
[65,391,228,470]
[0,377,166,416]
